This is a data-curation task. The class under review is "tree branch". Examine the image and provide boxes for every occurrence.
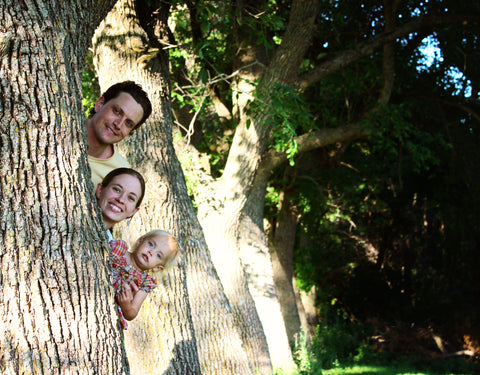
[259,122,371,177]
[295,14,479,88]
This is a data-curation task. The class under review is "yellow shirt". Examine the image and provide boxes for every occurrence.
[88,148,130,187]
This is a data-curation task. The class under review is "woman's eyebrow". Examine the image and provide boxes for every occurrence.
[112,183,138,198]
[128,191,139,198]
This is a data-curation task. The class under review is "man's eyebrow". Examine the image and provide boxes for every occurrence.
[113,104,123,112]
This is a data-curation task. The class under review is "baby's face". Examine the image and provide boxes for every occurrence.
[131,234,173,272]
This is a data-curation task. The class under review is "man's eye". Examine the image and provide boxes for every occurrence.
[113,187,120,192]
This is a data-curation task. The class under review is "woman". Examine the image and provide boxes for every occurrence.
[95,168,146,236]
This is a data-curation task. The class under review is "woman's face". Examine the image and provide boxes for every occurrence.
[95,173,142,229]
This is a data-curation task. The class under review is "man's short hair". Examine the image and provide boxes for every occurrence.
[90,81,152,130]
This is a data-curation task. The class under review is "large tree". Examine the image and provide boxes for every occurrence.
[0,1,129,373]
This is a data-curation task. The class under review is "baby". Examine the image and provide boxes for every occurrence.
[110,229,179,329]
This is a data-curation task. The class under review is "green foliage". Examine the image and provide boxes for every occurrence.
[310,321,361,369]
[82,51,100,116]
[247,82,314,165]
[174,135,201,208]
[290,321,480,375]
[365,103,450,175]
[293,331,323,375]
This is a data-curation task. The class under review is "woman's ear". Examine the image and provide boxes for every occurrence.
[95,183,103,199]
[128,207,140,219]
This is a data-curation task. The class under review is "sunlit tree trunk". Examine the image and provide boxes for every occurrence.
[238,204,296,372]
[0,1,129,374]
[92,1,252,373]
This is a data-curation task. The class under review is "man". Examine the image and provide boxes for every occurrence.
[87,81,152,186]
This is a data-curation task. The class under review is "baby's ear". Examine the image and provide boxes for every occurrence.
[152,265,164,273]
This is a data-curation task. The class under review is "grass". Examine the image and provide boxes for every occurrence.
[322,363,477,375]
[294,356,480,375]
[323,364,430,374]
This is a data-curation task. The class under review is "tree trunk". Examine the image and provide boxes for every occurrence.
[0,1,129,374]
[194,1,321,371]
[238,207,296,372]
[269,182,302,346]
[92,1,252,373]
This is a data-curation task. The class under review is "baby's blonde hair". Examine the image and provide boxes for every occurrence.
[133,229,180,272]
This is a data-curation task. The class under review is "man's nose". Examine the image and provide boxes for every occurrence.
[112,116,126,129]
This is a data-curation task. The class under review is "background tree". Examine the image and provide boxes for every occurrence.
[0,1,129,373]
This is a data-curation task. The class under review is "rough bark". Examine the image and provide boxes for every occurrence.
[0,1,129,374]
[92,1,252,373]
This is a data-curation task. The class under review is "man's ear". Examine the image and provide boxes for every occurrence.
[94,96,105,113]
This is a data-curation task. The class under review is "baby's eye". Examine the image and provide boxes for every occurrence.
[156,253,162,259]
[148,241,154,247]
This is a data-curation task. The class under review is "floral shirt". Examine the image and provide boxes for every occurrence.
[110,240,157,329]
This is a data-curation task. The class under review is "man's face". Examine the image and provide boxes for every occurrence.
[90,92,144,145]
